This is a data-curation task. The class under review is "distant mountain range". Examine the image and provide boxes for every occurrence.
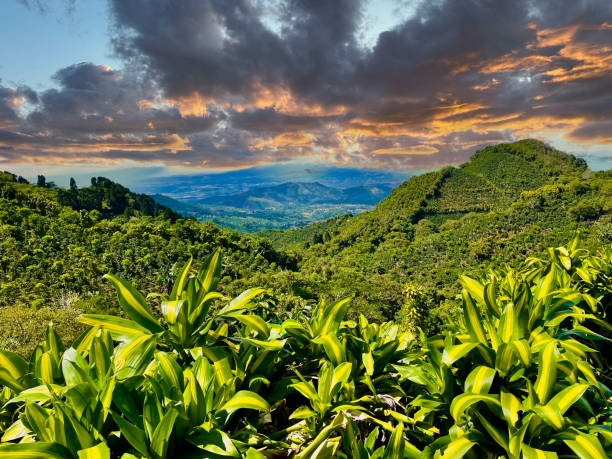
[196,182,393,209]
[151,181,395,232]
[135,164,411,201]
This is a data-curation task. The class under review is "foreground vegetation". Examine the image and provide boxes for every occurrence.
[0,235,610,457]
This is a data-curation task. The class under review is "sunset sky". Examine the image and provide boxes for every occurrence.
[1,0,611,182]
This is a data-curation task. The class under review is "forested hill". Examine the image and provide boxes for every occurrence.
[260,139,609,328]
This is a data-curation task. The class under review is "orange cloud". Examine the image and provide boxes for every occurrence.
[373,145,439,155]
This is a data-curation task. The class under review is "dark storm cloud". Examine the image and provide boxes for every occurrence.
[1,0,612,168]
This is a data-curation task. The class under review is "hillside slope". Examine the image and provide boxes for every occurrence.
[261,139,608,324]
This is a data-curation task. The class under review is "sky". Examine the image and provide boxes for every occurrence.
[1,0,611,183]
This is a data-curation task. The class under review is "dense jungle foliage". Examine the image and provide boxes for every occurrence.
[0,235,610,458]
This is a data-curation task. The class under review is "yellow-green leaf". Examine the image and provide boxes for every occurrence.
[450,393,500,421]
[104,274,163,333]
[464,366,496,394]
[220,390,270,413]
[564,433,607,459]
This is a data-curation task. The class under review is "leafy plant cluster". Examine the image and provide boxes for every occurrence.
[0,235,610,458]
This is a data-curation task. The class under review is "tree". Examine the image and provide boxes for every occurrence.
[69,177,77,191]
[36,175,46,187]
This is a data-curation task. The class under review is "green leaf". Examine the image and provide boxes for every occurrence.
[217,288,266,316]
[438,436,475,459]
[534,341,557,403]
[0,349,27,392]
[104,274,163,333]
[564,433,607,459]
[521,444,558,459]
[78,314,150,340]
[226,313,270,338]
[462,289,487,344]
[500,390,521,427]
[464,365,496,394]
[548,383,588,415]
[499,303,516,343]
[155,351,184,392]
[196,248,222,293]
[362,352,374,376]
[382,422,404,459]
[77,443,111,459]
[319,297,353,335]
[312,333,346,365]
[188,428,239,457]
[509,339,531,366]
[111,412,150,457]
[0,442,73,458]
[459,275,484,304]
[220,390,270,413]
[441,342,478,366]
[450,393,500,421]
[113,334,157,379]
[150,408,179,459]
[170,256,192,301]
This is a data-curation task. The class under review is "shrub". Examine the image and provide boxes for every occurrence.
[0,237,610,458]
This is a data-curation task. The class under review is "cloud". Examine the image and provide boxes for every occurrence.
[1,0,612,169]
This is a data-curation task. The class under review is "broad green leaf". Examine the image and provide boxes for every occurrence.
[227,313,270,338]
[464,366,496,394]
[156,351,184,392]
[220,390,270,413]
[534,341,557,403]
[77,443,111,459]
[533,404,563,430]
[236,336,286,351]
[111,412,149,457]
[500,390,521,427]
[113,334,157,379]
[382,422,404,459]
[291,381,319,403]
[438,436,475,459]
[78,314,150,340]
[462,290,487,344]
[441,342,478,366]
[548,384,588,415]
[319,297,353,336]
[290,406,317,419]
[475,411,508,452]
[509,339,531,366]
[0,442,73,458]
[521,444,558,459]
[362,352,374,376]
[1,419,28,442]
[564,433,607,459]
[196,248,222,293]
[459,275,484,304]
[499,303,516,343]
[170,256,192,301]
[150,408,179,459]
[450,393,500,421]
[104,274,163,333]
[217,288,266,316]
[0,349,27,392]
[187,428,239,457]
[312,333,346,365]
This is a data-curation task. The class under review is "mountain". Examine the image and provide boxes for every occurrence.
[198,182,393,209]
[259,139,609,325]
[134,164,411,200]
[152,182,394,232]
